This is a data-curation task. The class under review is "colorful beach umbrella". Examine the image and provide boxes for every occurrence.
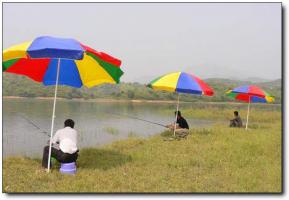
[148,72,214,136]
[3,36,123,171]
[226,85,274,130]
[3,36,123,87]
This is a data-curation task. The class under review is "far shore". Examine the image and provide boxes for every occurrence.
[3,96,178,104]
[2,96,281,106]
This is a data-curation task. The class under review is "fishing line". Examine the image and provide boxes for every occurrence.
[15,113,50,137]
[107,111,168,128]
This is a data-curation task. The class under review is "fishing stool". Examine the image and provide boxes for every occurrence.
[60,162,77,175]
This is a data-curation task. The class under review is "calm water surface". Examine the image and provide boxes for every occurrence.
[3,99,216,158]
[3,99,280,158]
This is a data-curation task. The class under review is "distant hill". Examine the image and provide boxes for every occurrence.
[2,73,282,103]
[258,79,282,88]
[241,77,272,83]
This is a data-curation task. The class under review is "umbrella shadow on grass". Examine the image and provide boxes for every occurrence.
[77,148,132,170]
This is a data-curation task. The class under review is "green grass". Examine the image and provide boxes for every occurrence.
[161,106,281,123]
[3,108,282,193]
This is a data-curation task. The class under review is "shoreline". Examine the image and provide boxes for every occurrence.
[3,96,177,104]
[2,96,281,106]
[3,118,282,192]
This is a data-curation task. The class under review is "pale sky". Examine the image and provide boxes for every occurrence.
[3,3,282,83]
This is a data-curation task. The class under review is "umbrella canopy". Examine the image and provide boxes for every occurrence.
[226,85,274,130]
[226,85,274,103]
[3,36,123,88]
[147,72,214,96]
[3,36,123,172]
[148,72,214,137]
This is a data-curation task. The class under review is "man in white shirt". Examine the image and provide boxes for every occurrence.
[42,119,79,169]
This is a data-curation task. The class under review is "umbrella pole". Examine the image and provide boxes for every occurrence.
[173,93,180,137]
[47,58,61,172]
[245,97,251,130]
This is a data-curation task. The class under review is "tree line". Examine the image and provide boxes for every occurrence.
[3,74,281,103]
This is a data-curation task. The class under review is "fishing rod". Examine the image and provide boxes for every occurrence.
[107,112,168,128]
[17,113,50,137]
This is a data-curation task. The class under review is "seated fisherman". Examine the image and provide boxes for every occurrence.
[230,111,243,127]
[166,111,189,138]
[42,119,79,169]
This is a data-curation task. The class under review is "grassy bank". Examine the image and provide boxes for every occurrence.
[3,108,282,193]
[162,106,281,123]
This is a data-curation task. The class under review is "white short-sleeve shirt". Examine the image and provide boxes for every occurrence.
[52,127,78,154]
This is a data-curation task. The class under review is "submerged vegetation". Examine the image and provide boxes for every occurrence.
[103,127,120,135]
[3,107,282,193]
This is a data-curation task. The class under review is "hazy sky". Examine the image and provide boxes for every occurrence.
[3,3,281,83]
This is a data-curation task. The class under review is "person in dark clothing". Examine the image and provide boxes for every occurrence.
[42,119,79,169]
[175,111,189,129]
[230,111,243,127]
[166,111,189,138]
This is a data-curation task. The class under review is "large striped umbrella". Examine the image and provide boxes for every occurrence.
[148,72,214,136]
[3,36,123,171]
[226,85,274,130]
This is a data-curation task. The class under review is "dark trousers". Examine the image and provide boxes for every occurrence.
[230,120,237,127]
[42,146,78,168]
[230,120,241,127]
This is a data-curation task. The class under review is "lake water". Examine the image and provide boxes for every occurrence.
[3,98,215,158]
[3,99,281,158]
